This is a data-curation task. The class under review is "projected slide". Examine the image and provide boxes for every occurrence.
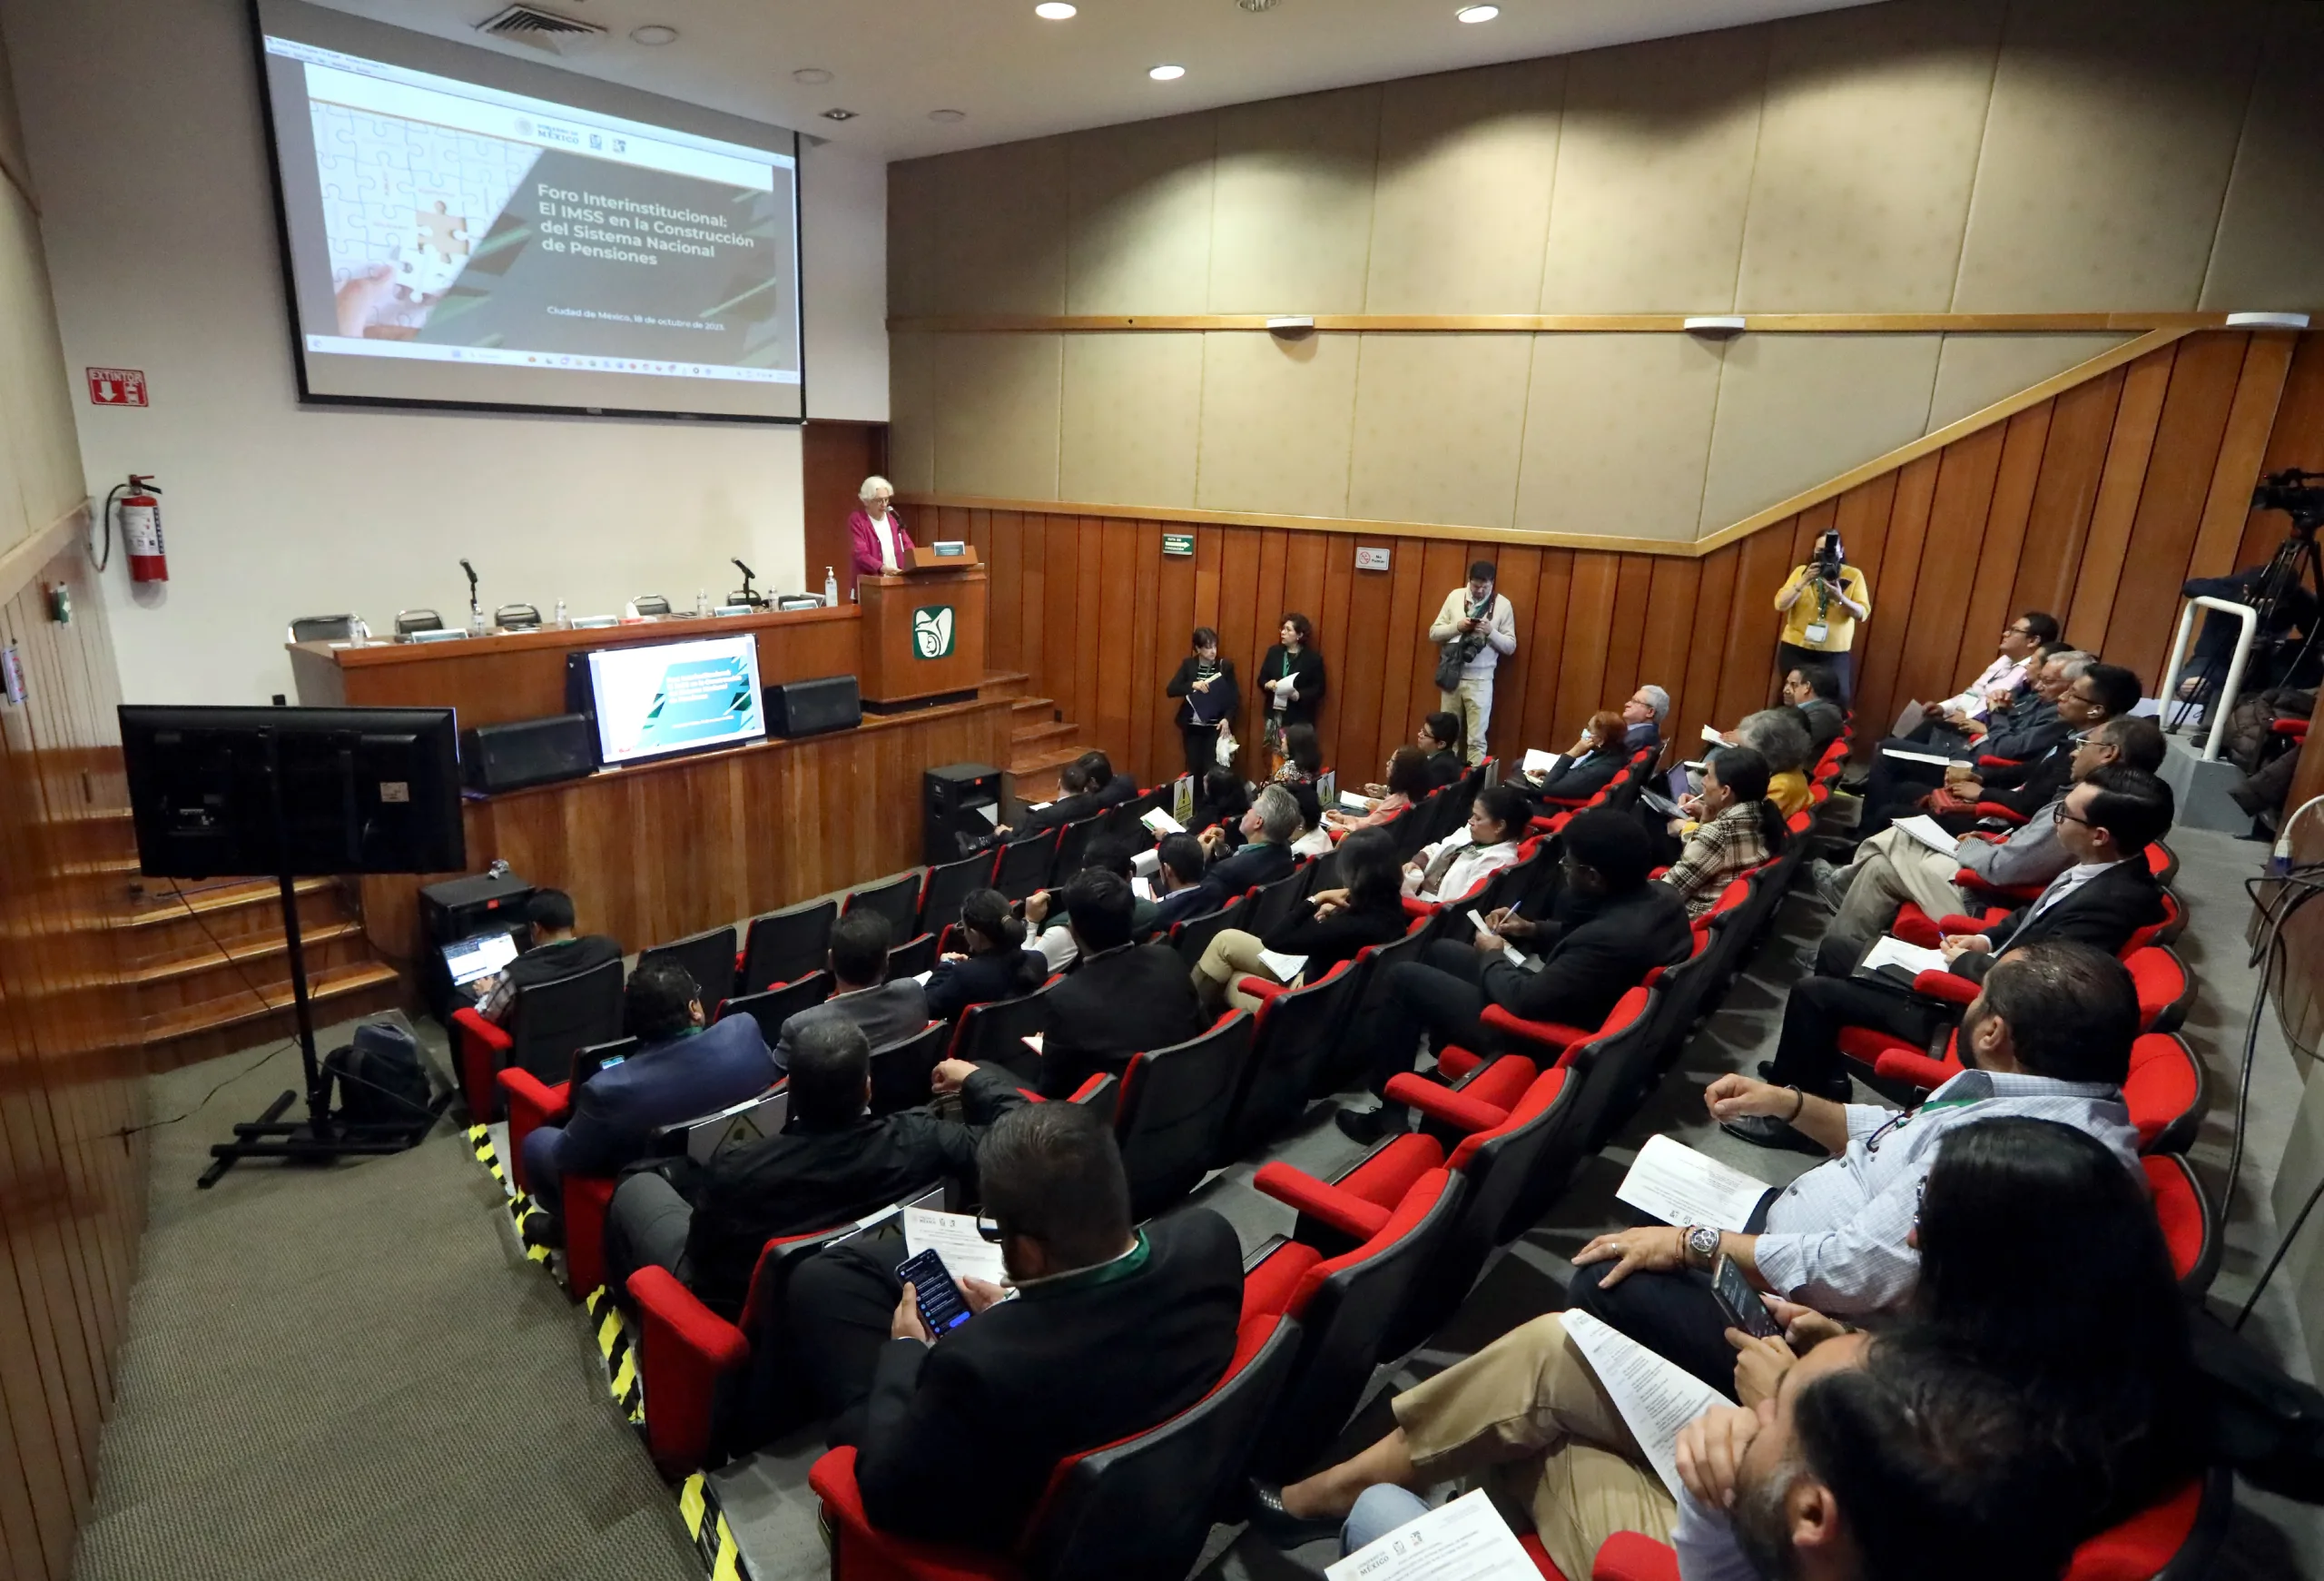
[586,635,766,766]
[256,0,802,420]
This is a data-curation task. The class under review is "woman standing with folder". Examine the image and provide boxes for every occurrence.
[1257,613,1326,774]
[1165,627,1240,778]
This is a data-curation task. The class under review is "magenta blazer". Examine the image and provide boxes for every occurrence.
[847,509,916,590]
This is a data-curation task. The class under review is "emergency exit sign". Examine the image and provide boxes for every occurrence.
[1162,533,1195,558]
[86,368,147,407]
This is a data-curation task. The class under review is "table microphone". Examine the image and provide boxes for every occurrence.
[459,558,482,632]
[733,558,759,605]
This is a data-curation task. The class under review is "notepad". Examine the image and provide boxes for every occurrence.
[904,1207,1008,1287]
[1140,807,1186,836]
[1701,724,1728,746]
[1882,747,1955,767]
[1255,948,1308,983]
[1615,1134,1775,1233]
[1894,815,1959,855]
[1324,1489,1536,1581]
[1859,934,1949,979]
[1521,747,1561,776]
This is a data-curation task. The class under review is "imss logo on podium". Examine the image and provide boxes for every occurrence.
[912,606,956,659]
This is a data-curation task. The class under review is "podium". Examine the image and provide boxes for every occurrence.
[858,549,987,707]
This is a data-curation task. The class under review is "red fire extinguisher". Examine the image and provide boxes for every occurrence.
[98,474,167,582]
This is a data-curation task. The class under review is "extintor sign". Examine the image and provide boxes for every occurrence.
[86,368,148,406]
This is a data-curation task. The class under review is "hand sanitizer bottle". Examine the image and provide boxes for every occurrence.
[696,588,711,617]
[823,566,839,607]
[554,598,569,630]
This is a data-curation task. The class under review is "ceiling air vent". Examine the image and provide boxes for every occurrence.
[476,5,606,54]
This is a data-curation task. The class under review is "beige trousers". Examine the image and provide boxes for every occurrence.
[1829,827,1969,947]
[1391,1313,1675,1579]
[1191,927,1288,1014]
[1441,674,1495,765]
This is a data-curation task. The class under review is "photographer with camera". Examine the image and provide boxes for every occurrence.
[1776,529,1871,701]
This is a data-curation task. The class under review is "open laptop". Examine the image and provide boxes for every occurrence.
[442,929,521,990]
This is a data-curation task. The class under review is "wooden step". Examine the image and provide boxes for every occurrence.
[1010,718,1078,752]
[120,877,349,948]
[123,874,339,924]
[129,918,369,989]
[1010,696,1056,720]
[135,929,380,1020]
[1007,745,1084,805]
[141,960,405,1059]
[980,670,1031,700]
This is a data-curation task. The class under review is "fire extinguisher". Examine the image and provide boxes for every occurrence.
[96,474,167,582]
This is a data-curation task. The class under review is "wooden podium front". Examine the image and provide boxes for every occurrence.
[858,556,986,707]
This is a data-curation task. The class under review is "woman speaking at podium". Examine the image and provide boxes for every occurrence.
[847,475,915,598]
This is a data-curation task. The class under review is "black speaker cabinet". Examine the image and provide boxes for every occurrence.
[923,761,1002,865]
[764,675,862,737]
[461,713,597,794]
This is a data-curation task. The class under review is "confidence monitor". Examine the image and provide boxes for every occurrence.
[575,631,766,766]
[251,0,803,421]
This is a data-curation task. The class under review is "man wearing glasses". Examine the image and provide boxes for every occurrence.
[1899,609,2058,749]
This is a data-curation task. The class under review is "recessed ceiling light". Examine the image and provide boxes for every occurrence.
[1149,64,1187,81]
[1034,2,1077,17]
[928,108,966,123]
[792,67,833,85]
[629,24,678,45]
[1455,4,1500,20]
[822,108,858,121]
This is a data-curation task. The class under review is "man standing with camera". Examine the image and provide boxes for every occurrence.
[1776,529,1871,702]
[1429,559,1518,765]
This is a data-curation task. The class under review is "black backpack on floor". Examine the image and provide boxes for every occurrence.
[325,1021,436,1133]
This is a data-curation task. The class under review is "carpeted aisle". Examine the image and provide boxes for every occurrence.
[69,1016,701,1581]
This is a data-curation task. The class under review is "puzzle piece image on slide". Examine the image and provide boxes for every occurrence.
[396,198,472,301]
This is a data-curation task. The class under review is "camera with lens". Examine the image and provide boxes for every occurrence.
[1809,528,1846,578]
[2252,469,2324,534]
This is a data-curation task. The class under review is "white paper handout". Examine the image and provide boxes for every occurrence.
[1324,1488,1539,1581]
[1343,791,1376,811]
[1132,874,1157,901]
[1881,746,1955,767]
[1561,1310,1728,1501]
[1256,948,1308,983]
[1700,724,1728,746]
[903,1206,1009,1287]
[1141,806,1186,836]
[1521,748,1561,777]
[1858,935,1949,979]
[1893,815,1959,855]
[1615,1134,1773,1233]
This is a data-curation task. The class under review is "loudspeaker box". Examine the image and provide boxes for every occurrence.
[764,675,862,737]
[461,713,596,794]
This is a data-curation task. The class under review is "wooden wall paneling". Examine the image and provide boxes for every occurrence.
[1040,515,1082,726]
[2238,332,2324,568]
[1830,469,1901,599]
[1126,522,1161,786]
[2064,344,2178,649]
[1017,511,1048,687]
[985,509,1023,674]
[1095,519,1139,767]
[1673,544,1738,747]
[1516,548,1573,750]
[1256,530,1294,768]
[2102,331,2252,681]
[1635,555,1703,735]
[803,420,888,598]
[1214,528,1261,773]
[1600,552,1657,719]
[1896,424,2005,708]
[1376,542,1428,770]
[1951,404,2051,682]
[1337,556,1393,783]
[2011,374,2122,618]
[1849,451,1940,726]
[1709,528,1800,732]
[2187,332,2297,582]
[1552,551,1620,734]
[1317,536,1358,776]
[1150,530,1196,785]
[1479,542,1543,763]
[1075,518,1107,748]
[1408,540,1470,746]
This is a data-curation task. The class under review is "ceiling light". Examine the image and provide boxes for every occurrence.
[1034,2,1078,17]
[792,67,833,84]
[1238,0,1281,10]
[1455,4,1500,20]
[1149,64,1187,81]
[629,24,678,45]
[822,108,858,121]
[929,108,966,123]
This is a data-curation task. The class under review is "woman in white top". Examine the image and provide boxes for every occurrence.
[1401,783,1530,904]
[846,475,917,596]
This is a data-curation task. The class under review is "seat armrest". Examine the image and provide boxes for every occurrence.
[629,1265,749,1476]
[453,1006,513,1119]
[1911,970,1978,1005]
[1481,1003,1583,1054]
[1238,975,1290,1003]
[496,1069,569,1192]
[1401,895,1439,919]
[1973,800,2025,825]
[1872,1049,1957,1091]
[1975,754,2021,769]
[1068,1072,1118,1111]
[1385,1072,1507,1133]
[1251,1161,1393,1240]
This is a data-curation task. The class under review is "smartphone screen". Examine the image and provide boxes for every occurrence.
[895,1249,973,1334]
[1711,1253,1780,1339]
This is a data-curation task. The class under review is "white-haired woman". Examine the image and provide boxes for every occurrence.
[846,475,916,598]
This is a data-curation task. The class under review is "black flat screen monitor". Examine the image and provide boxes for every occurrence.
[120,704,465,878]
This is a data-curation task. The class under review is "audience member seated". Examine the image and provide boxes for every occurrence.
[1571,941,2142,1382]
[1415,711,1468,788]
[1025,835,1162,972]
[601,1022,1025,1320]
[1743,771,2171,1143]
[1659,746,1787,918]
[1817,717,2164,948]
[1521,709,1630,806]
[1856,654,2123,841]
[1339,810,1689,1141]
[1199,783,1302,894]
[1622,685,1669,753]
[1731,707,1815,816]
[984,750,1137,846]
[923,888,1047,1021]
[1856,648,2089,835]
[469,887,623,1023]
[1256,1107,2190,1580]
[1031,869,1206,1098]
[1901,610,2059,751]
[786,1103,1243,1552]
[1782,661,1848,756]
[1271,723,1326,831]
[1400,783,1529,903]
[1194,766,1252,843]
[1191,826,1409,1013]
[518,960,777,1234]
[1329,746,1432,832]
[773,911,930,1072]
[1147,833,1216,934]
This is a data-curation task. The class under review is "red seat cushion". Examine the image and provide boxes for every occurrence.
[1241,1240,1323,1323]
[2125,1034,2198,1149]
[2065,1477,2203,1581]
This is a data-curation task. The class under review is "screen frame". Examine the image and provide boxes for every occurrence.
[580,631,769,769]
[244,0,806,426]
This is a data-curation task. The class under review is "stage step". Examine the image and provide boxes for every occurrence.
[140,960,406,1069]
[980,670,1032,700]
[1010,718,1078,753]
[119,878,350,959]
[129,918,370,991]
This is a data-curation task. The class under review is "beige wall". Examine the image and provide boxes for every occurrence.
[0,90,83,568]
[887,0,2324,540]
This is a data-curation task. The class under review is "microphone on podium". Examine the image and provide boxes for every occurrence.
[732,558,762,607]
[459,558,482,631]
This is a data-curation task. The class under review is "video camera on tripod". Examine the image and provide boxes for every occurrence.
[2253,469,2324,534]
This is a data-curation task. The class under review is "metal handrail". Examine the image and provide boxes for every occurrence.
[2157,596,2258,762]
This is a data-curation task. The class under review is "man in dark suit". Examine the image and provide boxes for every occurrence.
[519,959,778,1230]
[1855,651,2093,839]
[1147,832,1217,932]
[1200,783,1301,894]
[773,910,930,1074]
[1417,712,1467,788]
[1336,810,1693,1142]
[1733,766,2171,1150]
[1009,750,1137,839]
[1622,686,1668,755]
[469,887,623,1023]
[1035,868,1205,1098]
[601,1021,1026,1320]
[786,1102,1244,1553]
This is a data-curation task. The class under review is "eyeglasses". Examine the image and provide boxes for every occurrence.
[2004,624,2036,637]
[2052,803,2093,828]
[975,1216,1005,1244]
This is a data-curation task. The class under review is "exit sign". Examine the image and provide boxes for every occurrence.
[1162,532,1195,558]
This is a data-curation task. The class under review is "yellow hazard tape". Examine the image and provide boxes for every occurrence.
[679,1474,707,1537]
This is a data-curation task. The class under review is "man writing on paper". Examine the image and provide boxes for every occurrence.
[1563,943,2140,1388]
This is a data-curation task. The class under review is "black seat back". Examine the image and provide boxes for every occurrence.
[868,1023,949,1116]
[1167,896,1246,970]
[843,871,924,941]
[1220,959,1364,1161]
[508,958,626,1084]
[636,924,738,1007]
[1244,865,1314,938]
[1105,786,1169,845]
[1026,1316,1304,1581]
[715,972,832,1046]
[739,899,836,993]
[886,932,940,980]
[1314,921,1428,1091]
[1113,1013,1252,1219]
[994,830,1059,902]
[950,982,1059,1082]
[918,852,995,934]
[1054,813,1108,878]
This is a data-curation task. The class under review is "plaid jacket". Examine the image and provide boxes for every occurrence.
[1660,800,1771,917]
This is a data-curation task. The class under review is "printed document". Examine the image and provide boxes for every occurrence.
[1615,1134,1772,1232]
[1562,1310,1728,1499]
[1141,806,1186,836]
[1858,935,1949,979]
[1893,815,1958,855]
[1700,724,1728,746]
[904,1207,1008,1286]
[1521,748,1561,777]
[1882,746,1954,767]
[1256,948,1309,983]
[1324,1488,1537,1581]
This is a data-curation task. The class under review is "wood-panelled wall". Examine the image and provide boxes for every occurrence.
[0,531,144,1581]
[926,329,2324,791]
